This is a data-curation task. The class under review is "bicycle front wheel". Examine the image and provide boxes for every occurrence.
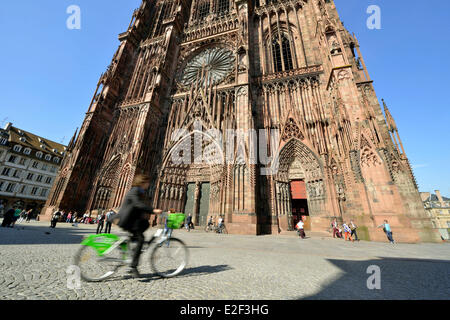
[74,245,124,282]
[150,238,188,278]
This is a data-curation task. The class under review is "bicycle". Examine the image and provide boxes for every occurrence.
[205,223,215,233]
[216,224,228,234]
[74,213,188,282]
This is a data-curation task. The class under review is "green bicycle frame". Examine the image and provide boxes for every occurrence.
[80,234,128,257]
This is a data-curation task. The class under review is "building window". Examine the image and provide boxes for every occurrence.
[0,138,7,145]
[36,175,43,183]
[50,166,56,173]
[40,189,48,197]
[6,183,16,193]
[217,0,230,16]
[19,158,26,166]
[12,170,20,178]
[1,168,11,176]
[31,187,38,195]
[19,185,27,194]
[13,145,22,152]
[27,173,34,180]
[23,148,31,155]
[8,155,17,163]
[271,33,294,73]
[45,177,52,184]
[198,1,210,20]
[36,152,43,159]
[2,167,11,176]
[282,36,294,71]
[53,158,60,164]
[32,161,39,169]
[45,154,51,161]
[41,164,47,171]
[0,181,4,190]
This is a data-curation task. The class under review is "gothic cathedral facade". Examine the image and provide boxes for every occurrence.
[42,0,440,242]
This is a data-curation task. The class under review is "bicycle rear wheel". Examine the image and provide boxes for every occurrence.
[150,238,188,278]
[74,245,124,282]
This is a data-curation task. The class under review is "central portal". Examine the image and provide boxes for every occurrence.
[183,182,211,227]
[198,182,210,226]
[290,180,311,231]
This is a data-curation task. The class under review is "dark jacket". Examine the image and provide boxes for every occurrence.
[115,187,153,231]
[1,209,15,226]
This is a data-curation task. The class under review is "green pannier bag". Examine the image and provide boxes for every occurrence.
[167,213,186,229]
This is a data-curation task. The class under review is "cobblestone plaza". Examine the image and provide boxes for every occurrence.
[0,221,449,300]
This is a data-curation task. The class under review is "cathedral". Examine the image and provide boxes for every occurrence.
[42,0,440,242]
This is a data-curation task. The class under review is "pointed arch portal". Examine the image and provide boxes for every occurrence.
[273,138,326,231]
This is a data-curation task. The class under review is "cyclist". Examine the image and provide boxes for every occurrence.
[109,174,162,278]
[206,216,214,231]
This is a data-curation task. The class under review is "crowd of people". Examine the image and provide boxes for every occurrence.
[330,218,395,244]
[1,208,34,228]
[330,218,359,242]
[48,208,117,233]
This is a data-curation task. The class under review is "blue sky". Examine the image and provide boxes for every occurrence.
[0,0,448,195]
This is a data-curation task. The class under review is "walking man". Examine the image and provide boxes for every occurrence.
[186,214,193,232]
[96,212,105,234]
[350,220,359,241]
[104,209,115,234]
[378,220,395,244]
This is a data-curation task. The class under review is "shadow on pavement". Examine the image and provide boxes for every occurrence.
[138,264,233,283]
[300,257,450,300]
[0,222,96,245]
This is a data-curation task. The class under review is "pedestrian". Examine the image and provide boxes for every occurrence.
[378,220,395,244]
[66,212,72,223]
[96,212,105,234]
[1,208,15,228]
[72,212,79,227]
[104,209,115,234]
[16,210,27,224]
[350,220,359,241]
[296,219,306,239]
[26,209,33,222]
[108,174,162,278]
[83,212,90,224]
[333,225,343,239]
[343,222,353,241]
[331,218,338,238]
[186,214,193,232]
[62,211,68,223]
[11,209,21,228]
[50,209,61,228]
